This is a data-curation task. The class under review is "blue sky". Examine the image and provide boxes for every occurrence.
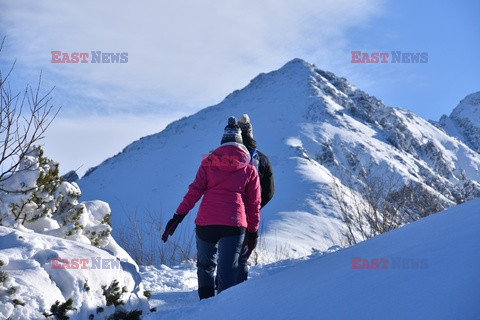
[0,0,478,175]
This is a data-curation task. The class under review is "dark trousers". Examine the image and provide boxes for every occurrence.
[196,225,245,299]
[236,244,249,284]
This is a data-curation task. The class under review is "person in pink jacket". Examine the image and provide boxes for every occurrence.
[162,116,261,300]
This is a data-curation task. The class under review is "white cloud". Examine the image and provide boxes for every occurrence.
[41,113,181,176]
[1,0,384,173]
[0,0,384,113]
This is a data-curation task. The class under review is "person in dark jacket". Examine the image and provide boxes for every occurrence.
[236,114,274,283]
[162,116,261,300]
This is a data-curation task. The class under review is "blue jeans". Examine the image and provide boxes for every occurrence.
[196,228,245,299]
[236,243,249,284]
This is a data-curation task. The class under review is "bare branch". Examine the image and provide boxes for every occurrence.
[331,162,446,245]
[0,42,60,183]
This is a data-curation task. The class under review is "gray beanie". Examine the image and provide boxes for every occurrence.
[221,116,243,144]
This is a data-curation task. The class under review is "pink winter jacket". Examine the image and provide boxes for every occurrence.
[176,143,261,233]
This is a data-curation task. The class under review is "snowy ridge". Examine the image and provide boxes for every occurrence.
[79,59,480,263]
[438,91,480,152]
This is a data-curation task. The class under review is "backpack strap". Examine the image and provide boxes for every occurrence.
[249,149,260,172]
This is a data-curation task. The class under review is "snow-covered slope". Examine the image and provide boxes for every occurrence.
[439,91,480,153]
[0,226,149,319]
[79,59,480,263]
[145,197,480,320]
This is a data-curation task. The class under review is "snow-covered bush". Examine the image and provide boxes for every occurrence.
[0,146,150,319]
[0,146,112,248]
[54,181,112,247]
[0,146,60,226]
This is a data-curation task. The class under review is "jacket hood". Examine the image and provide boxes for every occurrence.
[203,142,251,172]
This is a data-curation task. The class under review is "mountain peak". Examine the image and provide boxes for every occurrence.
[78,61,480,266]
[439,91,480,152]
[450,91,480,122]
[223,58,318,104]
[460,91,480,106]
[281,58,314,70]
[257,57,316,82]
[225,58,355,108]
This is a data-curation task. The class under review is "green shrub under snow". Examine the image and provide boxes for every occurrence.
[0,146,112,248]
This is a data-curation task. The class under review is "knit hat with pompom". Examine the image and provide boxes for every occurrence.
[221,116,243,144]
[238,114,253,138]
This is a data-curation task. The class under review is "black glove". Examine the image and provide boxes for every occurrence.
[242,231,258,259]
[162,213,186,243]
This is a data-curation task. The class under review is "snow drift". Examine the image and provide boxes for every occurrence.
[0,226,149,319]
[150,197,480,320]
